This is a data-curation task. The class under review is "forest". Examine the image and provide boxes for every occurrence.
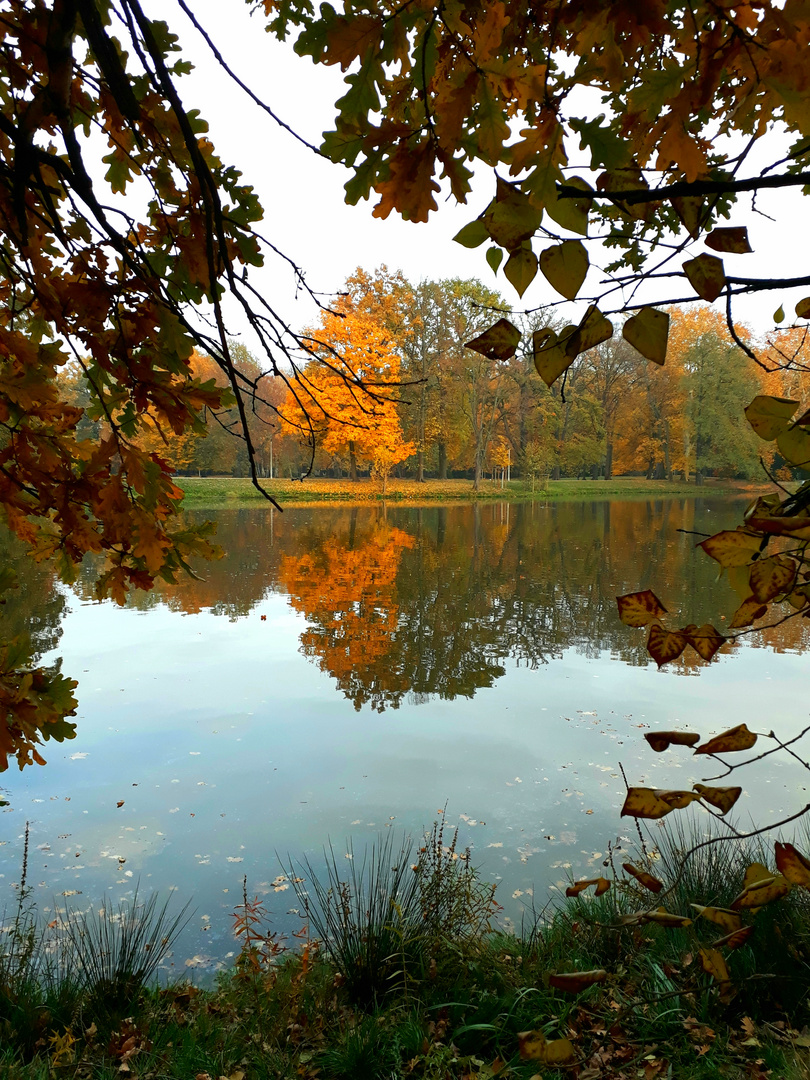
[60,266,807,491]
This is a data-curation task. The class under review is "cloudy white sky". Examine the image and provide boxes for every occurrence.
[148,0,810,344]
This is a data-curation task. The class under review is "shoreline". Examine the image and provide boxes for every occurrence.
[176,475,770,507]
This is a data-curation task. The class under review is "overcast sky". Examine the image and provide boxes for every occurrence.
[148,0,810,345]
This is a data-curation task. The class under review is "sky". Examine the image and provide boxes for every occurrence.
[143,0,810,347]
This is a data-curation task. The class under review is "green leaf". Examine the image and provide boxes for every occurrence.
[483,178,543,250]
[539,239,588,300]
[453,219,489,249]
[504,246,537,297]
[774,305,785,324]
[486,246,504,274]
[622,307,669,365]
[547,176,592,235]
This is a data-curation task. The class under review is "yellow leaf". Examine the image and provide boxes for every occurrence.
[777,423,810,471]
[654,789,702,810]
[693,784,742,815]
[621,787,679,820]
[683,253,726,302]
[533,327,576,387]
[682,624,726,662]
[539,239,588,300]
[699,529,761,568]
[567,303,613,355]
[644,730,700,752]
[622,306,669,365]
[622,862,663,892]
[694,724,757,755]
[699,947,731,985]
[690,905,742,932]
[644,908,692,928]
[744,395,799,440]
[547,969,607,993]
[647,623,688,666]
[704,227,752,254]
[465,318,521,361]
[774,841,810,888]
[732,876,790,910]
[518,1030,576,1063]
[749,556,796,603]
[616,589,668,627]
[504,246,538,297]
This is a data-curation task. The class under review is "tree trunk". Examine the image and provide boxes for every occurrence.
[604,439,613,480]
[348,440,358,482]
[438,442,447,480]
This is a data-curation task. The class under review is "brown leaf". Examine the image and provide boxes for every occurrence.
[566,877,611,898]
[622,862,663,892]
[647,624,688,666]
[712,925,754,950]
[692,784,742,815]
[644,730,700,753]
[749,556,796,603]
[616,589,668,627]
[548,969,607,993]
[116,800,125,808]
[732,870,790,910]
[465,318,521,361]
[796,297,810,320]
[683,253,726,302]
[729,595,768,629]
[654,789,702,810]
[704,226,752,254]
[775,841,810,888]
[694,723,757,755]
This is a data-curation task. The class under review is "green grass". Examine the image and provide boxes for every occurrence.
[3,823,810,1079]
[176,474,767,507]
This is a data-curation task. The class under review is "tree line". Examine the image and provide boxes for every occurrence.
[58,267,805,490]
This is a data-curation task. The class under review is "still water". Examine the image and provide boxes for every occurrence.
[1,497,809,972]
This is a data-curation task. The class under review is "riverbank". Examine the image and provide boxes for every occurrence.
[177,475,769,507]
[3,827,810,1080]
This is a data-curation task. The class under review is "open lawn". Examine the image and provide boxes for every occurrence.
[177,475,769,507]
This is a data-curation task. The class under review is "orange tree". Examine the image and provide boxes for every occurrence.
[265,0,810,667]
[282,303,414,490]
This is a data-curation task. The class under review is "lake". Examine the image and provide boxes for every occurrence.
[2,496,809,974]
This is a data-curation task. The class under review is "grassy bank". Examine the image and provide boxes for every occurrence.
[177,475,768,507]
[3,824,810,1079]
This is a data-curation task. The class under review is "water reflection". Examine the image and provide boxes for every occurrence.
[106,497,810,706]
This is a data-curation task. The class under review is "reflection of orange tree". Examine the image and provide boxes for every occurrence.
[282,307,414,489]
[278,521,414,710]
